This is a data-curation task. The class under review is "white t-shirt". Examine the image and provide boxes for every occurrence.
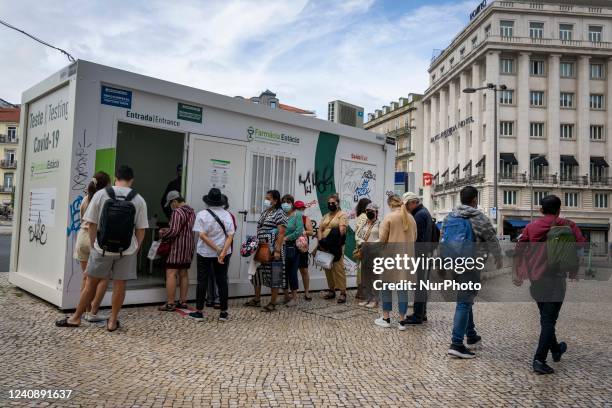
[83,186,149,256]
[193,207,235,257]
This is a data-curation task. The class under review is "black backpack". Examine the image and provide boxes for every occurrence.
[97,186,138,255]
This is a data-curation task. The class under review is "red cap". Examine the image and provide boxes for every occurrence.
[294,200,306,209]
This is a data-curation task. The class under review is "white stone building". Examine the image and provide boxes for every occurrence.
[423,0,612,249]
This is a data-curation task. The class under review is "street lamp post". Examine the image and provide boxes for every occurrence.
[463,83,507,231]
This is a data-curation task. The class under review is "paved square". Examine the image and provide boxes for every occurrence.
[0,273,611,407]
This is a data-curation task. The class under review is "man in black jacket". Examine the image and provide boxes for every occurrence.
[400,192,434,326]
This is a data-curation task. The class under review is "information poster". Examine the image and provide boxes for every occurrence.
[27,188,56,227]
[209,159,231,191]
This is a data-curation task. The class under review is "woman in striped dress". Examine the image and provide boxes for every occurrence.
[158,191,196,311]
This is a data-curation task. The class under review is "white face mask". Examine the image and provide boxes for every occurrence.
[263,199,272,210]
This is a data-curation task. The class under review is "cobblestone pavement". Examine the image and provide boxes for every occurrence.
[0,273,611,407]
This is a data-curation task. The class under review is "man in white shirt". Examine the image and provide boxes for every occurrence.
[56,165,148,332]
[189,188,235,322]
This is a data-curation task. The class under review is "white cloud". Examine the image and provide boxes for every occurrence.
[0,0,473,117]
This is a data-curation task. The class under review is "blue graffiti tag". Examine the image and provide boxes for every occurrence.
[67,195,83,236]
[353,179,372,201]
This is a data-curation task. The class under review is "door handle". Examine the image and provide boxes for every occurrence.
[238,210,248,222]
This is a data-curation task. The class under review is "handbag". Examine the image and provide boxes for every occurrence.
[157,241,171,257]
[254,242,272,263]
[270,260,284,287]
[314,250,334,269]
[147,240,161,260]
[353,222,375,261]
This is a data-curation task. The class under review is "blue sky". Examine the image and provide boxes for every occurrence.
[0,0,475,118]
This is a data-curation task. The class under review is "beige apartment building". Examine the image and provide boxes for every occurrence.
[364,93,424,193]
[0,100,19,208]
[423,0,612,249]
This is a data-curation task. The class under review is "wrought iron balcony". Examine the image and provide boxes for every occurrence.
[498,173,527,183]
[559,176,589,186]
[0,160,16,169]
[387,125,413,138]
[590,177,612,187]
[0,185,13,193]
[396,147,414,159]
[0,135,18,144]
[529,175,557,184]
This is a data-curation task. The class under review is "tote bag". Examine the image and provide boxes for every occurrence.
[314,250,334,269]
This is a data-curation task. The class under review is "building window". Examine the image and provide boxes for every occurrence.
[560,62,575,78]
[560,124,574,139]
[560,160,576,180]
[501,161,515,178]
[559,23,573,40]
[250,153,296,214]
[560,92,574,108]
[270,101,277,109]
[590,125,604,141]
[500,121,514,137]
[450,57,455,66]
[529,22,544,39]
[591,161,607,182]
[485,24,491,37]
[590,94,605,110]
[499,90,514,104]
[503,190,517,205]
[432,74,436,82]
[590,63,605,79]
[460,47,466,57]
[530,122,545,138]
[471,36,478,49]
[530,91,544,106]
[500,58,514,74]
[533,191,549,206]
[564,192,579,208]
[589,25,603,43]
[594,193,609,208]
[530,60,545,76]
[500,20,514,37]
[3,173,13,189]
[7,127,16,142]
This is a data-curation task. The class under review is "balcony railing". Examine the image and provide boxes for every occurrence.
[387,126,412,138]
[0,160,17,169]
[493,35,612,49]
[0,135,18,144]
[396,147,414,158]
[559,176,589,186]
[0,185,13,193]
[529,175,557,185]
[498,173,527,183]
[590,177,612,187]
[432,173,485,193]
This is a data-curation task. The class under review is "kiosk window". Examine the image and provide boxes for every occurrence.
[250,153,296,213]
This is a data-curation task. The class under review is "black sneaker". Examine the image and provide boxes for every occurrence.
[552,342,567,362]
[188,311,205,321]
[467,335,482,346]
[400,315,424,325]
[219,311,229,322]
[448,344,476,359]
[533,360,554,375]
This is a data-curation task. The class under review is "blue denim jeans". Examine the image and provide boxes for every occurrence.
[451,301,478,346]
[380,290,408,316]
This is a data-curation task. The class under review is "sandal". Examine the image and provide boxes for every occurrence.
[175,302,189,309]
[55,317,80,328]
[261,303,276,312]
[107,320,120,332]
[158,303,176,311]
[322,291,336,300]
[304,295,312,302]
[244,298,261,307]
[337,294,347,304]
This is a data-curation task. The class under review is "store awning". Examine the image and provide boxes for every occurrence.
[433,172,439,180]
[451,164,460,175]
[531,154,548,167]
[475,155,486,168]
[560,155,579,166]
[500,153,518,165]
[463,160,472,171]
[576,223,610,231]
[441,168,449,177]
[590,157,610,168]
[505,219,529,228]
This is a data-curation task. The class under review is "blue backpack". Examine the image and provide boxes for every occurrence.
[440,215,476,259]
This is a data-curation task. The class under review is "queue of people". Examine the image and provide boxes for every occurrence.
[56,171,583,374]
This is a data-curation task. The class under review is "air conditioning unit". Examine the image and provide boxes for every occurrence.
[327,100,364,128]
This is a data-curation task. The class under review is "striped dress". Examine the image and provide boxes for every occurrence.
[253,207,288,288]
[161,205,196,268]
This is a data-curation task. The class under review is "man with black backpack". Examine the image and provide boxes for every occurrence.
[513,195,585,374]
[56,165,148,332]
[443,186,502,359]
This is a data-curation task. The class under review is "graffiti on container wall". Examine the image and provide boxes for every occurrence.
[28,212,47,245]
[71,130,91,193]
[67,195,83,236]
[340,161,377,211]
[298,166,334,196]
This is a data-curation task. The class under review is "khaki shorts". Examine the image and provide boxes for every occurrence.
[87,250,138,281]
[73,228,91,262]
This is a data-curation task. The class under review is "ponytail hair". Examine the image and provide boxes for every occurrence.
[87,171,111,198]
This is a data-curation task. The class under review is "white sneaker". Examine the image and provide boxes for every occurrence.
[285,299,298,307]
[358,301,368,307]
[365,302,378,309]
[84,312,106,323]
[374,317,391,328]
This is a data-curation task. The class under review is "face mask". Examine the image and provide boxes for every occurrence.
[327,202,337,212]
[281,203,292,213]
[263,199,272,210]
[366,211,376,220]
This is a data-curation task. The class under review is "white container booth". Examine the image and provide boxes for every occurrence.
[9,60,396,309]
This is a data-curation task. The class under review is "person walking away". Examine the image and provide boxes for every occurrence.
[353,198,371,300]
[295,200,313,301]
[281,194,304,307]
[244,190,287,311]
[73,172,112,322]
[56,165,148,331]
[317,194,348,303]
[375,194,417,329]
[355,203,380,308]
[158,191,196,311]
[387,194,402,212]
[189,188,235,321]
[513,195,585,374]
[160,164,182,220]
[445,186,502,359]
[401,192,435,326]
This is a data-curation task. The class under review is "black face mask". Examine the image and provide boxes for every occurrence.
[327,202,337,212]
[366,211,376,220]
